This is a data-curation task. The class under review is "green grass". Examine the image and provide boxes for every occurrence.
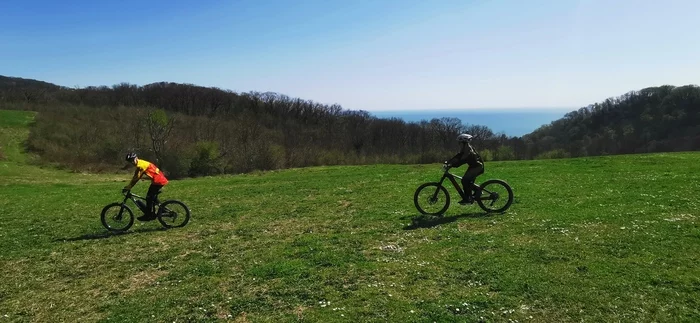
[1,110,700,322]
[0,110,87,182]
[0,110,36,163]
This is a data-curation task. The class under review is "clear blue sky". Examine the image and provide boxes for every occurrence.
[1,0,699,112]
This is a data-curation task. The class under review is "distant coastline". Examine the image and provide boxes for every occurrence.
[368,108,574,137]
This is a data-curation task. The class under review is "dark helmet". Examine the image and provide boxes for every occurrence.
[125,152,137,162]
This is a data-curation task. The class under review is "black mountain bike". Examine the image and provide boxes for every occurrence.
[100,190,191,232]
[414,164,514,216]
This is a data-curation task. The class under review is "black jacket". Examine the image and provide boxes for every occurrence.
[447,143,483,168]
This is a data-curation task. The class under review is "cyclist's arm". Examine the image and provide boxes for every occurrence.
[446,152,466,167]
[124,169,143,190]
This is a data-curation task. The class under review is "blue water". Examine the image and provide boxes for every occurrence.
[369,109,573,137]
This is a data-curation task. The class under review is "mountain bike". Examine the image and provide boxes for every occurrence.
[100,190,191,232]
[414,164,514,216]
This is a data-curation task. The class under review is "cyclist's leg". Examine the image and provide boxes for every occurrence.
[461,165,484,201]
[472,165,485,196]
[146,184,163,217]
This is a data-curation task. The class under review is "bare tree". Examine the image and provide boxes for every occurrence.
[146,108,175,164]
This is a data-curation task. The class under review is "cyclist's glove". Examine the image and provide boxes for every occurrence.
[122,188,130,193]
[442,162,450,171]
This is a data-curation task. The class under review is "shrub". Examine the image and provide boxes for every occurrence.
[189,141,223,177]
[159,151,191,179]
[495,145,515,161]
[480,149,493,162]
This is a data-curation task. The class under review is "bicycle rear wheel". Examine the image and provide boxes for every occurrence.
[476,179,514,213]
[414,182,450,216]
[101,203,135,232]
[157,200,191,228]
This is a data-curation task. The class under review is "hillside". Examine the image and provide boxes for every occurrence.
[524,85,700,157]
[1,75,700,177]
[0,75,520,176]
[0,75,64,91]
[0,75,65,103]
[1,112,699,321]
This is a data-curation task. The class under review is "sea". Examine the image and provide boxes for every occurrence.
[368,108,574,137]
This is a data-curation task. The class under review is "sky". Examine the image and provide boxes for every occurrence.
[1,0,699,112]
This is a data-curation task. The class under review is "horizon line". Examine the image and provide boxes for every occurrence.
[364,106,577,113]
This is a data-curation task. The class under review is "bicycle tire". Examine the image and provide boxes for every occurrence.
[414,182,450,216]
[476,179,514,213]
[100,203,135,232]
[157,200,191,228]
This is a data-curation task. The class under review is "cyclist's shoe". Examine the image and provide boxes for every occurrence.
[137,213,157,221]
[458,198,474,205]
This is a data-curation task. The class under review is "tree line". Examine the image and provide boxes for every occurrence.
[1,75,698,177]
[523,85,700,158]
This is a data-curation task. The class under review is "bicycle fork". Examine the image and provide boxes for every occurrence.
[113,196,132,221]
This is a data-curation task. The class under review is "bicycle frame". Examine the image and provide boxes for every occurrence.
[414,165,512,215]
[436,169,481,200]
[102,190,189,232]
[122,192,146,203]
[121,192,161,213]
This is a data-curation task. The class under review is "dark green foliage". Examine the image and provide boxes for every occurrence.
[1,100,493,176]
[525,85,700,157]
[494,145,515,161]
[189,141,222,177]
[158,150,191,179]
[2,75,700,177]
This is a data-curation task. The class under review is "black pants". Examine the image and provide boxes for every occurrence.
[146,184,163,216]
[462,165,484,199]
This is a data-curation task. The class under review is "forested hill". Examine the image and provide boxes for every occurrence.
[524,85,700,157]
[1,75,699,177]
[0,75,64,94]
[0,75,505,176]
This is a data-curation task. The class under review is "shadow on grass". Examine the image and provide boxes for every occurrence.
[55,226,167,242]
[402,212,493,230]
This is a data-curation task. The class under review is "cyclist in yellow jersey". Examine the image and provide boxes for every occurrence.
[123,152,169,221]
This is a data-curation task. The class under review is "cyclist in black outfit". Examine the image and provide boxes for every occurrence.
[445,133,484,204]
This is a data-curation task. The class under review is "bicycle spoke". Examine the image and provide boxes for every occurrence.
[157,201,190,228]
[101,203,134,232]
[475,180,513,213]
[414,183,450,216]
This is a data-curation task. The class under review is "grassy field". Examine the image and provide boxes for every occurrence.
[0,110,35,163]
[1,110,699,322]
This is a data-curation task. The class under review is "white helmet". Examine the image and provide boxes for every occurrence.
[457,134,473,143]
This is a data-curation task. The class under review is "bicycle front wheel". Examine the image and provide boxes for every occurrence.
[414,182,450,216]
[101,203,135,232]
[157,200,191,228]
[476,179,514,213]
